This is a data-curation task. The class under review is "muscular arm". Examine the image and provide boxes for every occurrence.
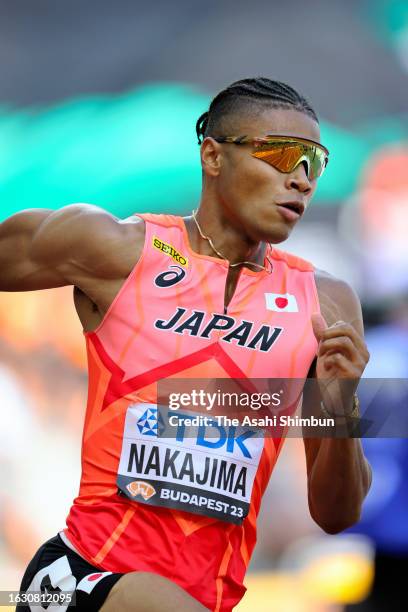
[303,272,372,534]
[0,204,143,293]
[0,208,59,290]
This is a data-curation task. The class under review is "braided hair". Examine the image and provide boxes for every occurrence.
[196,77,318,144]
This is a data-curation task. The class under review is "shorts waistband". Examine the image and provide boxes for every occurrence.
[59,530,86,560]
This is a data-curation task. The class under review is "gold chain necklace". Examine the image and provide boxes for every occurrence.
[191,209,272,272]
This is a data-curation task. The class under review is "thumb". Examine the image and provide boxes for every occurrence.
[311,312,328,341]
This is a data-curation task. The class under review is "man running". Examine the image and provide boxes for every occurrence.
[1,78,371,611]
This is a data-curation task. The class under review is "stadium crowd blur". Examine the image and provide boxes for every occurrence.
[1,1,407,610]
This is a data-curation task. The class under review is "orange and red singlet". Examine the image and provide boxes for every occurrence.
[64,213,320,611]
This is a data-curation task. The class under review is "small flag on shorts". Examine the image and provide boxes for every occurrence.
[265,293,298,312]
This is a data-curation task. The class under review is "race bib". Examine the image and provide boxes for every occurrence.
[117,403,265,525]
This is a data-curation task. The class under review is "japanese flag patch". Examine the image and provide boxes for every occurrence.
[265,293,298,312]
[77,572,113,593]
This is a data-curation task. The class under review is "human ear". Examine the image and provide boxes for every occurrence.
[200,137,222,177]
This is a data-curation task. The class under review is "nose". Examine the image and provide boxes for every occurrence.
[285,161,313,193]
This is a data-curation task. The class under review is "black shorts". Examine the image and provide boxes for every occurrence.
[17,533,123,611]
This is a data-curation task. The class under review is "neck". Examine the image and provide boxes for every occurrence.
[187,195,267,268]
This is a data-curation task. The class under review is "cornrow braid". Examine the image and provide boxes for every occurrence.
[196,77,318,144]
[196,111,209,145]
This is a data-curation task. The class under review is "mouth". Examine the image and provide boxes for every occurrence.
[276,201,305,216]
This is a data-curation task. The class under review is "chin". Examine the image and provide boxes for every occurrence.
[256,221,292,244]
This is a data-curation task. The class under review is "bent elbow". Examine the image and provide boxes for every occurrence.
[319,521,351,535]
[311,509,362,535]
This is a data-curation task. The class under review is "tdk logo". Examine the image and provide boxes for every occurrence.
[174,413,255,458]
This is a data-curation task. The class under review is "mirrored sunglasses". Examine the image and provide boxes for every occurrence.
[213,135,329,180]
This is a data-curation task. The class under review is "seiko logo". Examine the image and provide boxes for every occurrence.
[154,308,283,352]
[153,237,188,267]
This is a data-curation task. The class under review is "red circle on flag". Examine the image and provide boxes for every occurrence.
[275,297,288,309]
[88,573,103,581]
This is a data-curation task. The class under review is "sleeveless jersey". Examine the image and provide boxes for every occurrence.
[64,213,320,612]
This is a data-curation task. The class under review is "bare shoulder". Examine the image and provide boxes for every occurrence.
[31,203,145,282]
[315,268,364,333]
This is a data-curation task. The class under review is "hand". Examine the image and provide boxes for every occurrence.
[311,312,370,415]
